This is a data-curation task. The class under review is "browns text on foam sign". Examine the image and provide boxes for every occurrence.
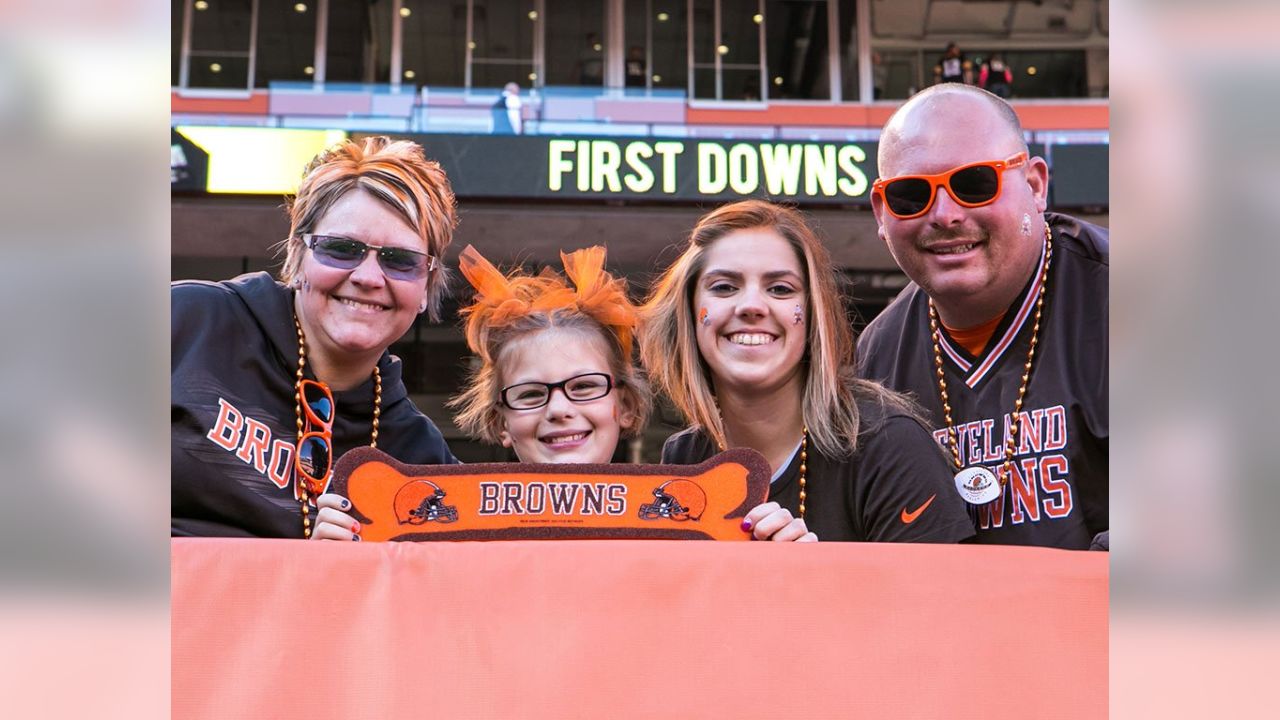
[330,447,772,541]
[547,139,871,199]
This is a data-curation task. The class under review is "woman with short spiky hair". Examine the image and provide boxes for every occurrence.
[172,136,458,539]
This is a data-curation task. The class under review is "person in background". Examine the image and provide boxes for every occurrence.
[625,45,646,88]
[979,53,1014,98]
[933,42,972,85]
[872,50,889,100]
[172,137,459,538]
[491,81,523,135]
[578,32,604,86]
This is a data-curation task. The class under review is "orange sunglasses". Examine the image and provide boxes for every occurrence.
[295,379,334,497]
[872,152,1028,220]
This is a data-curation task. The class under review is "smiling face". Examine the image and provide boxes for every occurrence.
[496,327,632,465]
[294,189,430,372]
[692,228,808,399]
[873,91,1048,327]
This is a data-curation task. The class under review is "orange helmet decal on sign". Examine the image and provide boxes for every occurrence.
[638,479,708,521]
[393,480,459,525]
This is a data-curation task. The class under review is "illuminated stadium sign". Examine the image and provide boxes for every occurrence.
[401,134,878,204]
[171,127,1104,208]
[542,139,871,200]
[173,126,350,194]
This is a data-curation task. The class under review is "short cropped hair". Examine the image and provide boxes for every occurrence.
[878,84,1028,174]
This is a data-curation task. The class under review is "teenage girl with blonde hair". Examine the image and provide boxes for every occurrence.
[641,200,974,543]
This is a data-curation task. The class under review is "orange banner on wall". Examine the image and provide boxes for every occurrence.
[172,539,1107,719]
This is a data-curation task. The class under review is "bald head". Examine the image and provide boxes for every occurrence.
[878,85,1027,175]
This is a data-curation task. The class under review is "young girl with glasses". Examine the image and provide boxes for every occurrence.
[640,200,974,543]
[312,244,652,540]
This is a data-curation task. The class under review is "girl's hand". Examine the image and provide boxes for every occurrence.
[742,501,819,542]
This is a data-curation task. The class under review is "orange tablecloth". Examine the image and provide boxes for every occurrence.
[172,539,1107,719]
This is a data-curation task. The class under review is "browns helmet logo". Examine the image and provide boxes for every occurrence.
[393,479,458,525]
[966,473,992,491]
[638,479,708,521]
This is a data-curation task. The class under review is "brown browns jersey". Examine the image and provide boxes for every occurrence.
[857,213,1108,549]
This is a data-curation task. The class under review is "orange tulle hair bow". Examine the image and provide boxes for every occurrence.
[457,244,638,360]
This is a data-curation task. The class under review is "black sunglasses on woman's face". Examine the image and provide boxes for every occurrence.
[302,234,436,281]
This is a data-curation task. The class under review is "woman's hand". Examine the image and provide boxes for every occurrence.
[742,501,818,542]
[309,493,362,541]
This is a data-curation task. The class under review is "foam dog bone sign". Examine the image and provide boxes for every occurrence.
[330,447,771,541]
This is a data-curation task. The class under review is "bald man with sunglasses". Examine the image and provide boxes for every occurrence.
[856,84,1109,550]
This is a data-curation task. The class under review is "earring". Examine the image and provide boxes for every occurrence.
[1021,213,1032,236]
[418,300,428,314]
[698,307,710,326]
[793,304,804,326]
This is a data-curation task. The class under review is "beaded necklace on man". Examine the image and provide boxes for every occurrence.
[293,313,381,538]
[928,223,1052,505]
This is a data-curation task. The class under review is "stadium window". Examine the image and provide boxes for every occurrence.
[179,0,255,90]
[253,0,317,87]
[763,0,833,100]
[623,0,689,96]
[544,0,607,87]
[467,0,538,89]
[402,1,466,87]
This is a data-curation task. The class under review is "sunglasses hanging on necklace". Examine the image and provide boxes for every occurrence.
[292,312,381,539]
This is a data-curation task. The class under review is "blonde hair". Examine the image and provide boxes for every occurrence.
[639,200,912,458]
[448,245,653,446]
[277,136,458,321]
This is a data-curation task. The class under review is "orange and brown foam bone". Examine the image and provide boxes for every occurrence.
[330,448,771,541]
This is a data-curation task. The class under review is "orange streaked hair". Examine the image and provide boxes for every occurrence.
[276,136,458,321]
[448,245,652,446]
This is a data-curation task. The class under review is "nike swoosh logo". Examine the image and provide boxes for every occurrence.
[900,494,937,524]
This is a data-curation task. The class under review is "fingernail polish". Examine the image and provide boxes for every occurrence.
[341,498,350,510]
[351,521,361,534]
[352,535,361,542]
[741,518,752,531]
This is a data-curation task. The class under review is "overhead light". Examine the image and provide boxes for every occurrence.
[657,12,669,22]
[1027,66,1037,75]
[194,0,208,10]
[652,74,662,83]
[468,41,476,50]
[209,62,222,73]
[528,72,538,81]
[773,76,783,86]
[717,45,729,55]
[304,66,314,75]
[753,14,763,24]
[403,70,416,79]
[294,3,307,13]
[527,10,538,20]
[399,7,411,17]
